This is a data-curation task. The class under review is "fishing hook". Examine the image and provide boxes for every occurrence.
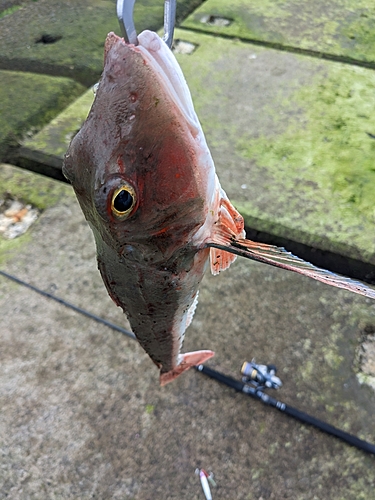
[117,0,176,48]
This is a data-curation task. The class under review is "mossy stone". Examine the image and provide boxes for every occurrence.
[182,0,375,65]
[20,88,95,163]
[0,0,204,86]
[171,29,375,264]
[0,70,85,162]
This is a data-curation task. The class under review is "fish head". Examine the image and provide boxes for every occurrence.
[63,31,215,258]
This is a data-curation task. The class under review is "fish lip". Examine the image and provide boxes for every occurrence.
[104,31,130,59]
[105,30,200,136]
[104,31,117,57]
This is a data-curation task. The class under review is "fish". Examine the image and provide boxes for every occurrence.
[63,30,375,386]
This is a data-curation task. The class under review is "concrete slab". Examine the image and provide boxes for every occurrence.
[0,163,71,264]
[174,30,375,266]
[19,88,95,178]
[0,0,204,86]
[20,29,375,267]
[181,0,375,66]
[0,70,85,162]
[1,163,375,498]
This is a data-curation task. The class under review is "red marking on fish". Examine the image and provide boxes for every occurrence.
[63,30,375,385]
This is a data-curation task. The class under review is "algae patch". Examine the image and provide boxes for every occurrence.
[172,28,375,262]
[0,163,71,211]
[235,61,375,261]
[22,88,95,160]
[237,65,375,223]
[0,70,85,161]
[182,0,375,64]
[0,6,22,20]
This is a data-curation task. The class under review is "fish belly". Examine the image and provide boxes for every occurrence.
[93,231,213,381]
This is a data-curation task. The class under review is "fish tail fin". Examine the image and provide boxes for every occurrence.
[160,350,214,386]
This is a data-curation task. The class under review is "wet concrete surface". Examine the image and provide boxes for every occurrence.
[0,165,374,498]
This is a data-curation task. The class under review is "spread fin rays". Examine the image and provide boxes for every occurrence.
[206,228,375,300]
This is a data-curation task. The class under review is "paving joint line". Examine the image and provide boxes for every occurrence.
[177,26,375,71]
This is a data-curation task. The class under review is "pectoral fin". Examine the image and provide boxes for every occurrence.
[206,223,375,299]
[209,190,246,275]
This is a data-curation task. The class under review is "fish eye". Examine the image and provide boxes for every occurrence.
[111,184,136,218]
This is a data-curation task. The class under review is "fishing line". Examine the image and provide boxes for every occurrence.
[1,269,374,456]
[0,269,135,340]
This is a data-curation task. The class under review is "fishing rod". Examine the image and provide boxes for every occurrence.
[1,269,375,456]
[195,361,375,456]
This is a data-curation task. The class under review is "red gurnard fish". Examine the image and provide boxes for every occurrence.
[63,30,375,385]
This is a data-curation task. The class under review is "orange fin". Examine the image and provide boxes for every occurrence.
[160,350,214,386]
[207,225,375,299]
[210,193,245,275]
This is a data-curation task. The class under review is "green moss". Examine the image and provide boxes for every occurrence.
[322,346,344,370]
[22,88,95,159]
[0,4,119,84]
[0,164,71,211]
[0,71,85,161]
[182,0,375,64]
[0,6,22,19]
[0,0,200,87]
[234,63,375,262]
[145,404,154,414]
[0,232,32,266]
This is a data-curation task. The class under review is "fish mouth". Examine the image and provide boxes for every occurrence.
[105,30,201,136]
